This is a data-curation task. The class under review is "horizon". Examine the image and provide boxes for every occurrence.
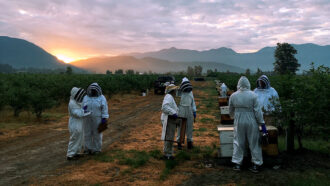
[1,0,330,62]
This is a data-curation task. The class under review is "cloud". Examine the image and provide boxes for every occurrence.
[0,0,329,56]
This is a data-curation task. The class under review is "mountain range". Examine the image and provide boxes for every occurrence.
[70,56,245,74]
[1,36,329,74]
[131,44,330,72]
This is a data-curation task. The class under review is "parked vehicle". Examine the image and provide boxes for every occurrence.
[154,76,175,94]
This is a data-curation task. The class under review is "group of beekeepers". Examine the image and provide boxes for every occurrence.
[66,75,279,172]
[161,77,197,160]
[161,75,279,173]
[67,83,109,160]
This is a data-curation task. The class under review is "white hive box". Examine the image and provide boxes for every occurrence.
[220,106,230,115]
[217,125,234,157]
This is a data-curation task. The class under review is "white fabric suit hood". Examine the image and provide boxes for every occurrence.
[237,76,250,91]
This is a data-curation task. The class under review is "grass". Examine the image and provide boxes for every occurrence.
[278,135,330,154]
[288,175,330,186]
[118,150,149,168]
[200,118,214,123]
[148,149,163,159]
[0,104,67,130]
[194,127,207,132]
[160,150,191,180]
[94,149,151,168]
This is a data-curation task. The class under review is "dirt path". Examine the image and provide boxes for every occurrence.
[0,93,162,186]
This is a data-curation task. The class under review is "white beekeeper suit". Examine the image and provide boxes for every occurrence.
[67,87,91,159]
[161,84,178,158]
[254,75,279,113]
[229,76,264,166]
[220,83,227,97]
[83,83,109,153]
[176,77,196,148]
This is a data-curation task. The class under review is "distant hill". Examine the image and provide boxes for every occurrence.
[0,36,85,72]
[131,44,330,72]
[70,56,245,74]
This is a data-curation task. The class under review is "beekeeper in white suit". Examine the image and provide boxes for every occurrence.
[254,75,279,113]
[67,87,91,160]
[161,84,179,159]
[229,76,265,173]
[220,83,227,97]
[176,77,196,150]
[83,83,109,154]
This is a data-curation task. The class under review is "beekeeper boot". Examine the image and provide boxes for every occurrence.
[177,143,183,150]
[187,141,193,149]
[249,164,260,173]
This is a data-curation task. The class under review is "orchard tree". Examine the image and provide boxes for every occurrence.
[125,69,135,75]
[187,66,194,76]
[245,68,251,76]
[256,68,262,76]
[274,43,300,74]
[194,65,203,76]
[106,70,112,75]
[66,66,73,74]
[115,69,123,74]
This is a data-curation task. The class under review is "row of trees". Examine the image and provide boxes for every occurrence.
[0,74,158,118]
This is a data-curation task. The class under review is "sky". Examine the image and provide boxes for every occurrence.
[0,0,330,62]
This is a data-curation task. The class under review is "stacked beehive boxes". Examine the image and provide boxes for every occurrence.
[215,80,235,157]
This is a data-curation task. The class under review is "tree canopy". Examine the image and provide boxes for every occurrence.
[274,43,300,74]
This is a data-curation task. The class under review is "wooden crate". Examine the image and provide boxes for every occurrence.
[218,97,228,107]
[220,114,234,124]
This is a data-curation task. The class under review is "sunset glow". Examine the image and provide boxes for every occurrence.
[55,54,76,63]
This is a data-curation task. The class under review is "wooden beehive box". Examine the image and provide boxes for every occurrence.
[218,97,228,107]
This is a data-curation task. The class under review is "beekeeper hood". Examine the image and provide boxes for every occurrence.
[182,77,189,83]
[180,77,193,93]
[87,82,102,97]
[256,75,271,89]
[70,87,86,103]
[165,84,178,94]
[237,76,251,91]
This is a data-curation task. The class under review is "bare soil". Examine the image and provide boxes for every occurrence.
[0,93,162,185]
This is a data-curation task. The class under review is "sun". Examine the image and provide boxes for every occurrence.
[55,54,76,63]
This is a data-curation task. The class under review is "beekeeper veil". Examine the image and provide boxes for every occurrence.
[256,75,271,89]
[70,87,86,103]
[180,77,193,93]
[87,83,102,97]
[237,76,251,91]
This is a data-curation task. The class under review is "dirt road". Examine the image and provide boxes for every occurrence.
[0,94,162,186]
